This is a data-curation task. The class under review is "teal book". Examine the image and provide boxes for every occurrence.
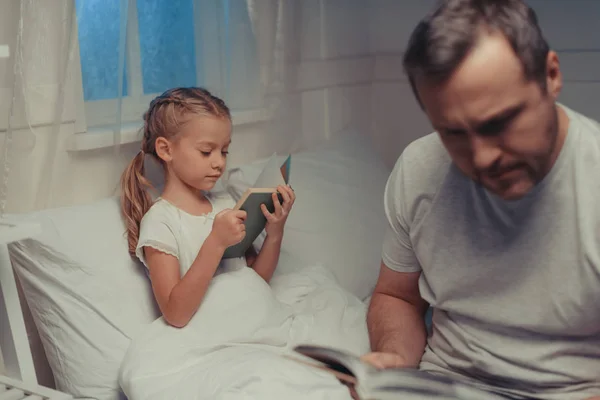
[222,154,291,259]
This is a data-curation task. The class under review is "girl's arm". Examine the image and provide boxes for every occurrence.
[145,209,246,328]
[246,234,283,282]
[245,246,257,267]
[247,185,295,283]
[145,233,225,328]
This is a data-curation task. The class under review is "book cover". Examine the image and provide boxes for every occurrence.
[222,154,291,259]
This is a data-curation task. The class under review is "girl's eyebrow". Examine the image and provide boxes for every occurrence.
[196,139,232,146]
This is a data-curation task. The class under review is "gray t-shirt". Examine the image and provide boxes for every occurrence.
[382,104,600,400]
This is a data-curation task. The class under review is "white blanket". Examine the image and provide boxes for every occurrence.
[119,262,371,400]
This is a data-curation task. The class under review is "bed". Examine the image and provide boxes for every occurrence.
[7,130,393,400]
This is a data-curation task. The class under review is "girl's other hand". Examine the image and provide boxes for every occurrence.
[262,185,295,239]
[210,209,247,249]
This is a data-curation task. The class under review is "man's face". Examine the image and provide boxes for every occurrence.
[416,32,566,200]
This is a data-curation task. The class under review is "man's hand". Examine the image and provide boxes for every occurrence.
[360,351,408,369]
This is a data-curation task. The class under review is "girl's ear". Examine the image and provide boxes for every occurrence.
[154,137,173,162]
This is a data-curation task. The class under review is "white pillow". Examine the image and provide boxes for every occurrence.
[225,129,391,300]
[8,197,158,400]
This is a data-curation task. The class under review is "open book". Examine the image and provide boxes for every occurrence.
[290,345,505,400]
[222,154,291,259]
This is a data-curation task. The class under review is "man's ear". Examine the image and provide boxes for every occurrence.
[546,50,562,99]
[154,137,173,163]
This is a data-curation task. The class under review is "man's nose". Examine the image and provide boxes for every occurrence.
[470,135,502,172]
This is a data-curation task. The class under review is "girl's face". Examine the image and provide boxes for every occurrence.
[156,115,232,191]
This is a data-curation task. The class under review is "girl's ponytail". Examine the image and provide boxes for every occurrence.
[120,150,153,257]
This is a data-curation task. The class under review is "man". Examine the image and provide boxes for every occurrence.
[361,0,600,399]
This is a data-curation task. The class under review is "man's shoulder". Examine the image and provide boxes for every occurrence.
[385,133,453,226]
[564,105,600,138]
[563,105,600,166]
[392,132,453,191]
[402,132,451,163]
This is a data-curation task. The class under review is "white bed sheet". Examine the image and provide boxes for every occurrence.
[119,257,370,400]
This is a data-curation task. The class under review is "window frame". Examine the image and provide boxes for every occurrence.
[74,0,258,133]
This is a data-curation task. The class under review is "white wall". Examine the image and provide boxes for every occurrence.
[369,1,436,166]
[369,0,600,167]
[297,0,373,149]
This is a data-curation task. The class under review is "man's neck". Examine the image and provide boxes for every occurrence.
[542,104,570,179]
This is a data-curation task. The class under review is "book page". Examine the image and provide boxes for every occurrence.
[280,154,291,184]
[292,345,374,385]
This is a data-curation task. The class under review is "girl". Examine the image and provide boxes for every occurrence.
[120,87,295,328]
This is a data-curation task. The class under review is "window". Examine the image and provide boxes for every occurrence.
[74,0,261,129]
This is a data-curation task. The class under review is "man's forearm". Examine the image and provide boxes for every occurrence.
[367,292,428,367]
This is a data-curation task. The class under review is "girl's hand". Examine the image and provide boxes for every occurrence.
[261,185,295,239]
[210,209,247,249]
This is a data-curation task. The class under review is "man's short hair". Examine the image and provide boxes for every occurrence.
[403,0,551,107]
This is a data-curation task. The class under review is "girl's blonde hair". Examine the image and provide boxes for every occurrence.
[120,87,230,256]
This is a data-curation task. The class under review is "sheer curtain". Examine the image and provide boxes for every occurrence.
[247,0,285,102]
[0,0,78,217]
[245,0,310,155]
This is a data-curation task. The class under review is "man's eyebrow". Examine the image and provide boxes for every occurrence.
[474,103,525,130]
